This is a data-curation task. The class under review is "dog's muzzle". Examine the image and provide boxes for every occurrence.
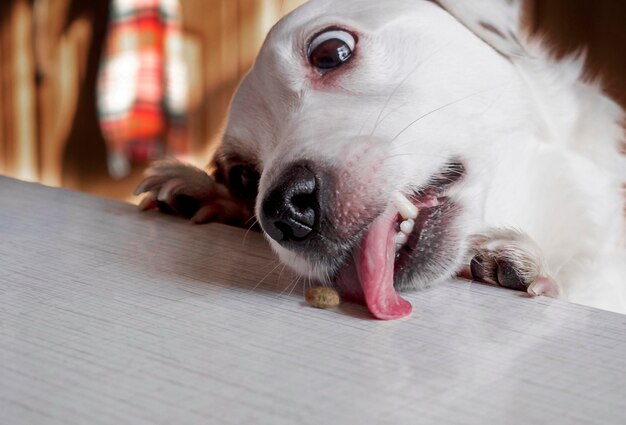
[260,163,323,244]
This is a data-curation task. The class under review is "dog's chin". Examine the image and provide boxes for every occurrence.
[268,241,335,282]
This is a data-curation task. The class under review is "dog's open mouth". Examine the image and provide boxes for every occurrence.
[336,163,465,320]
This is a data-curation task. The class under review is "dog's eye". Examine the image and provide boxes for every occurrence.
[308,29,355,70]
[229,165,260,200]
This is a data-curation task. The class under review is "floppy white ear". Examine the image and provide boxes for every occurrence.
[434,0,529,58]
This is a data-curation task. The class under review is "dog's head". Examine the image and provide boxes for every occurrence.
[215,0,532,318]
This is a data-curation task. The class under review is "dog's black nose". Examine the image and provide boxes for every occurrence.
[261,164,320,243]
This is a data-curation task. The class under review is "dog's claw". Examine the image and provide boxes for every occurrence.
[466,228,560,298]
[133,176,160,196]
[138,192,158,211]
[528,276,560,298]
[157,178,186,202]
[190,204,219,224]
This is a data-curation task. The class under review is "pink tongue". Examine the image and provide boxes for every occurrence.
[354,207,412,320]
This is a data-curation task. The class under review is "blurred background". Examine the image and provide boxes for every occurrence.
[0,0,624,202]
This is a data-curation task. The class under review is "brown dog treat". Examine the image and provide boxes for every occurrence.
[305,287,340,309]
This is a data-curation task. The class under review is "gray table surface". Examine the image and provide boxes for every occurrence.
[1,176,625,425]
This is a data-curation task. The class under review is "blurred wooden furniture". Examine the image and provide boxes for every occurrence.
[0,0,305,198]
[0,0,625,199]
[0,0,38,182]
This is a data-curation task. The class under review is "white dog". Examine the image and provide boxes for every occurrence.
[135,0,626,318]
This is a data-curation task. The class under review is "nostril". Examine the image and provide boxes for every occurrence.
[261,163,322,243]
[274,221,296,240]
[291,193,316,213]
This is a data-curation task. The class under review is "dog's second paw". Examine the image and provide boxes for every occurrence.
[134,159,252,225]
[465,228,560,298]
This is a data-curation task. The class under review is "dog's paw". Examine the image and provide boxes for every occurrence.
[464,228,560,298]
[134,159,252,225]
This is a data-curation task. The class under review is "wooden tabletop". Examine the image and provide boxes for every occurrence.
[1,176,625,425]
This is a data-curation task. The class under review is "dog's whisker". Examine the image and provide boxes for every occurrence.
[384,152,450,161]
[281,274,302,297]
[369,65,421,137]
[244,215,258,226]
[242,218,260,246]
[279,276,296,296]
[277,264,287,288]
[249,260,282,293]
[389,85,505,147]
[370,41,453,136]
[376,100,412,128]
[288,275,303,297]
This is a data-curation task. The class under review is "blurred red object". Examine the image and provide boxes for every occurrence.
[97,0,188,178]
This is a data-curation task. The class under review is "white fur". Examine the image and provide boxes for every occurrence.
[140,0,626,313]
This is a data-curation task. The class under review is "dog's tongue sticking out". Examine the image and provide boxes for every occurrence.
[353,207,412,320]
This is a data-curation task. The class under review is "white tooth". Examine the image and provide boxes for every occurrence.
[395,232,408,246]
[392,192,418,220]
[400,219,415,234]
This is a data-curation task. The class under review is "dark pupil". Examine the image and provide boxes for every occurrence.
[310,39,352,69]
[229,165,260,200]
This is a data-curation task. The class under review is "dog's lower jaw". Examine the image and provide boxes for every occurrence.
[392,199,467,291]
